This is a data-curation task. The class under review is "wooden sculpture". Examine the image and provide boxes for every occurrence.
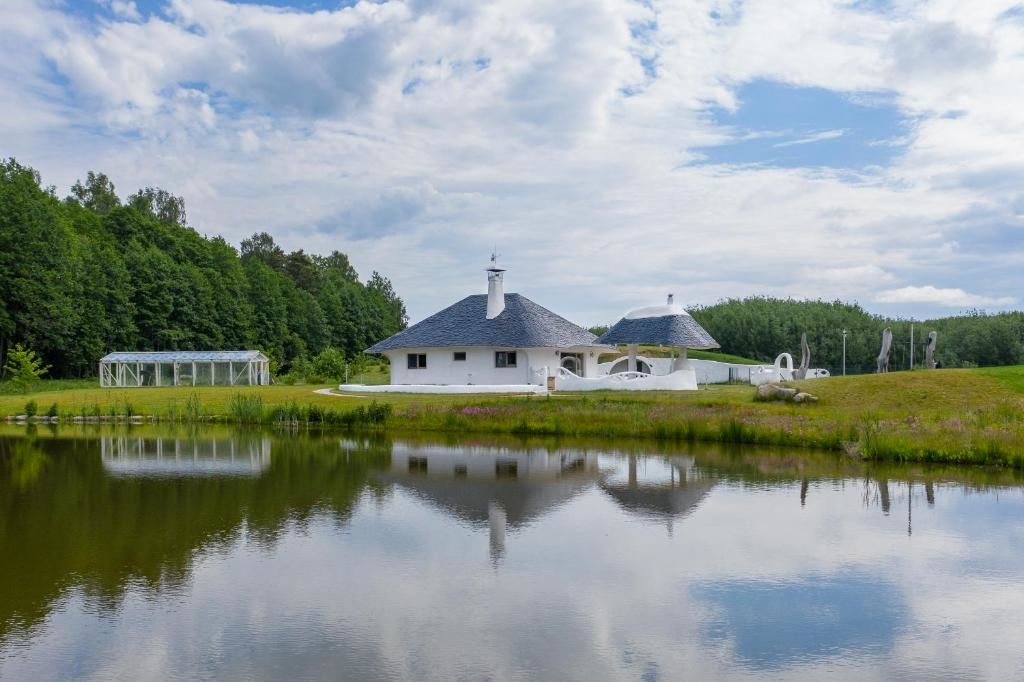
[794,333,810,380]
[925,331,938,369]
[877,327,893,373]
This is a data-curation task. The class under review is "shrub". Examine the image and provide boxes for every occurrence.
[312,348,348,381]
[24,400,38,417]
[185,392,203,421]
[3,345,50,393]
[46,403,58,419]
[227,394,264,423]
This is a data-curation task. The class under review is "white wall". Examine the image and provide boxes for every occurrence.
[384,346,603,385]
[556,368,698,391]
[598,356,755,384]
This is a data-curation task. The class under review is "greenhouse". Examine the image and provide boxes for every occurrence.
[98,351,271,387]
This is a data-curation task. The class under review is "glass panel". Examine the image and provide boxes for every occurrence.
[194,363,214,386]
[213,363,231,386]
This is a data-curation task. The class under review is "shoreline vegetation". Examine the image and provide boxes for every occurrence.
[4,367,1024,469]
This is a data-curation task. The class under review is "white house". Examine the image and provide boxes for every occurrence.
[359,259,610,391]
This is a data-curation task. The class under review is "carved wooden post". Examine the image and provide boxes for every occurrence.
[877,327,893,373]
[794,333,810,380]
[925,331,938,369]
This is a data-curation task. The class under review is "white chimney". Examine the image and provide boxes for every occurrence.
[486,255,506,319]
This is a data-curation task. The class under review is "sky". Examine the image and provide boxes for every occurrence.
[2,0,1023,325]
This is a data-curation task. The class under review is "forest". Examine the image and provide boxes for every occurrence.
[689,298,1024,372]
[0,158,406,379]
[4,156,1022,382]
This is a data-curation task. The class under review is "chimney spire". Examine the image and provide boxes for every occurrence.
[486,252,506,319]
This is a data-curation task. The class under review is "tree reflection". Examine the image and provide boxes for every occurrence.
[0,430,389,645]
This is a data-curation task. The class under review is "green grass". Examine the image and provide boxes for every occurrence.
[977,365,1024,394]
[5,368,1024,468]
[687,349,762,365]
[0,379,95,395]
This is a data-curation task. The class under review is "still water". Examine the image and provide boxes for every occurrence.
[2,427,1024,681]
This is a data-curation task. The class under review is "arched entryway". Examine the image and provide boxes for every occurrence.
[560,352,586,376]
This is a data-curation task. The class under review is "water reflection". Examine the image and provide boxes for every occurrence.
[600,454,716,533]
[374,443,602,562]
[697,572,904,670]
[101,435,271,477]
[0,429,384,651]
[1,429,1023,681]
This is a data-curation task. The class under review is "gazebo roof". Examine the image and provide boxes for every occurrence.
[597,302,719,349]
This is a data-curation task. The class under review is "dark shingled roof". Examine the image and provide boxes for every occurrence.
[366,293,605,353]
[597,313,719,349]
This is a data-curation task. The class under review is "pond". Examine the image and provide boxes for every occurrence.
[1,426,1024,680]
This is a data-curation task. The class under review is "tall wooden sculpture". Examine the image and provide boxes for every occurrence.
[925,331,938,369]
[794,333,810,380]
[877,327,893,373]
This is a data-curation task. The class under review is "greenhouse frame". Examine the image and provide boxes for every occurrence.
[98,351,271,387]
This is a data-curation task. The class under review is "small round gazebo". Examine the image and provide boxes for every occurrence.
[597,294,719,374]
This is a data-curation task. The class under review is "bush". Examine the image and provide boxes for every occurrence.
[312,348,348,381]
[4,344,50,393]
[46,403,58,418]
[24,399,38,417]
[227,393,264,423]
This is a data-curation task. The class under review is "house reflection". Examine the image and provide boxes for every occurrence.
[600,454,716,533]
[375,443,603,563]
[101,435,271,477]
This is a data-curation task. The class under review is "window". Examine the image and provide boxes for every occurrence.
[453,351,467,362]
[407,353,427,369]
[495,351,517,368]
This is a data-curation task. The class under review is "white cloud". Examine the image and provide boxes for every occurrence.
[1,0,1023,323]
[104,0,142,22]
[876,285,1016,308]
[773,129,846,148]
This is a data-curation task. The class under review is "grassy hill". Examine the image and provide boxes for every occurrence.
[4,367,1024,468]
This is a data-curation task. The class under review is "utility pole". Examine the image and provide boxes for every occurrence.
[909,324,914,370]
[842,329,848,376]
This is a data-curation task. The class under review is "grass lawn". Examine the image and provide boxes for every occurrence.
[4,367,1024,467]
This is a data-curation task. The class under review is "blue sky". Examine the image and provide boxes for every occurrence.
[696,81,909,169]
[2,0,1024,324]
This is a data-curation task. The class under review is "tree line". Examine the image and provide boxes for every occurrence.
[0,158,406,378]
[689,297,1024,372]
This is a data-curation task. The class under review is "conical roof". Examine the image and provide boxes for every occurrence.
[366,293,606,352]
[597,299,719,349]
